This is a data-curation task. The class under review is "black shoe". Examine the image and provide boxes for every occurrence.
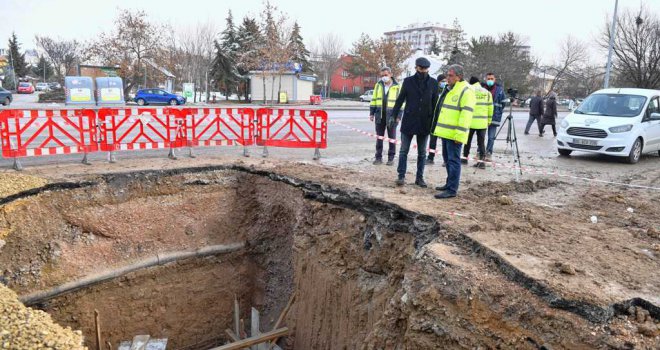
[441,163,446,167]
[477,162,486,169]
[524,132,530,135]
[539,133,544,137]
[435,185,448,191]
[386,160,394,166]
[395,177,405,186]
[461,158,468,165]
[373,159,383,165]
[415,178,427,188]
[434,191,457,199]
[426,158,434,165]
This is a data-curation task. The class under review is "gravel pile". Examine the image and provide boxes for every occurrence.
[0,173,48,198]
[0,285,86,349]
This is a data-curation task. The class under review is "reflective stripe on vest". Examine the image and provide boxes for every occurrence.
[432,81,476,143]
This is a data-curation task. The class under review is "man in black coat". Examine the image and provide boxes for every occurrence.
[391,57,439,187]
[525,90,544,135]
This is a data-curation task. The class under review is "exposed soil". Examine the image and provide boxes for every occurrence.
[0,160,657,349]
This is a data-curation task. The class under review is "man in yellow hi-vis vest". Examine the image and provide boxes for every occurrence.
[432,64,476,199]
[463,76,493,169]
[369,67,403,165]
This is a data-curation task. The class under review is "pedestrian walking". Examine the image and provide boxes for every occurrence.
[525,90,544,135]
[391,57,439,187]
[463,76,493,169]
[369,67,403,165]
[484,72,506,162]
[540,91,558,137]
[427,74,449,165]
[432,64,476,199]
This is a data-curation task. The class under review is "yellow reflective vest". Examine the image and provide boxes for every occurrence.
[470,82,494,130]
[432,80,476,144]
[370,82,403,110]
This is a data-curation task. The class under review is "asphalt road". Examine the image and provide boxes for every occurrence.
[1,96,659,186]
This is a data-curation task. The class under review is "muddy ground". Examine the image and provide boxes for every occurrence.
[0,153,658,349]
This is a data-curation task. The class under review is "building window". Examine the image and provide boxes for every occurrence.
[342,86,347,94]
[341,70,349,78]
[353,86,361,94]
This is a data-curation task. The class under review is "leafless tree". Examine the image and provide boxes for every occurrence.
[310,33,344,97]
[87,9,165,97]
[176,20,218,102]
[547,36,588,95]
[601,5,660,89]
[259,1,292,104]
[34,36,82,82]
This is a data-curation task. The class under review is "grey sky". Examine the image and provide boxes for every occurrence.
[2,0,659,64]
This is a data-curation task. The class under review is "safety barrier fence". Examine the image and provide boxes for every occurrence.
[0,107,327,170]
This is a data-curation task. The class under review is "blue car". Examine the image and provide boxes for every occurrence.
[0,86,12,106]
[134,89,186,106]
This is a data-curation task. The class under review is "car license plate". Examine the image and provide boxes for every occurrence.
[573,138,598,146]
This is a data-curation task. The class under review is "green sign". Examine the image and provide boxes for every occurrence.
[183,83,194,99]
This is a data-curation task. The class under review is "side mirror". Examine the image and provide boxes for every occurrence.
[651,112,660,120]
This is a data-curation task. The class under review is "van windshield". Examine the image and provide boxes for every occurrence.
[574,94,647,118]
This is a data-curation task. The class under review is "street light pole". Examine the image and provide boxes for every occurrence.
[604,0,619,89]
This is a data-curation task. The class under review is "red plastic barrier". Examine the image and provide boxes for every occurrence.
[98,107,185,152]
[0,109,98,158]
[256,108,327,149]
[179,107,254,147]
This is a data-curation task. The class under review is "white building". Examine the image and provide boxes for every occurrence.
[384,22,450,55]
[248,71,317,103]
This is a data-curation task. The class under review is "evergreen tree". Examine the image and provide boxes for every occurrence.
[441,18,468,65]
[428,34,441,56]
[33,55,54,81]
[235,16,264,100]
[216,10,240,98]
[8,32,28,78]
[288,21,312,73]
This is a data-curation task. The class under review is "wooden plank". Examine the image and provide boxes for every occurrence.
[251,307,263,350]
[94,310,102,350]
[208,328,289,350]
[225,329,240,342]
[268,293,296,350]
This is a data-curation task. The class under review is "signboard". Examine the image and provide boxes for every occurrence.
[71,88,92,102]
[278,91,288,104]
[183,83,194,100]
[297,74,317,82]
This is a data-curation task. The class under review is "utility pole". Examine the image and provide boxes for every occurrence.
[604,0,619,89]
[43,58,46,81]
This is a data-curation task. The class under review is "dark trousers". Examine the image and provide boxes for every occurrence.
[441,138,463,195]
[540,123,557,136]
[397,133,429,180]
[428,135,439,160]
[375,120,396,161]
[525,114,542,134]
[486,124,498,155]
[463,128,486,159]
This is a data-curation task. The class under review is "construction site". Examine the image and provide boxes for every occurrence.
[0,149,658,349]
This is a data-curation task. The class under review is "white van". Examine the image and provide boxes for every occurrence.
[557,88,660,163]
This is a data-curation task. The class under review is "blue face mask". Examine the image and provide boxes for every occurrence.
[486,80,495,87]
[439,82,447,89]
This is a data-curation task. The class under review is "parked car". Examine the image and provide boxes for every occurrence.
[48,82,62,90]
[0,86,12,106]
[557,88,660,164]
[35,82,50,92]
[359,90,374,102]
[17,82,34,94]
[134,89,186,106]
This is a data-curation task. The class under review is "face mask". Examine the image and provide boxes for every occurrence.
[439,82,447,89]
[486,80,495,87]
[381,76,391,83]
[417,71,428,78]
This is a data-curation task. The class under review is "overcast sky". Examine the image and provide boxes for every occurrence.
[2,0,659,64]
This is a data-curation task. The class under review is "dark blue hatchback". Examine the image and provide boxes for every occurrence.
[134,89,186,106]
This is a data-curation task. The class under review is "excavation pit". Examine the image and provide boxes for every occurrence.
[0,166,658,349]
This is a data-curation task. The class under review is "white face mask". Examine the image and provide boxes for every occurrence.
[381,76,391,83]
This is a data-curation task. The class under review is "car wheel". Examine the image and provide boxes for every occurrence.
[137,98,146,106]
[169,99,178,106]
[558,148,572,156]
[626,138,643,164]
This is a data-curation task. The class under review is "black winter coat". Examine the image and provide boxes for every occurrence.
[391,73,439,135]
[542,97,558,125]
[529,96,544,117]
